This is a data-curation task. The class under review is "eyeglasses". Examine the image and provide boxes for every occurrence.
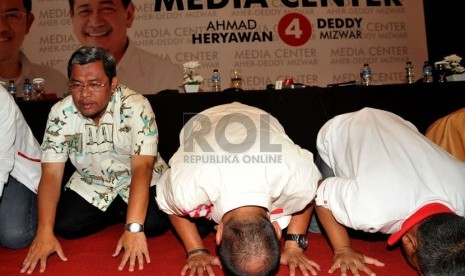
[0,11,27,24]
[67,81,108,93]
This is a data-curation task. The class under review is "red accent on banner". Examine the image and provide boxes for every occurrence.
[278,13,312,47]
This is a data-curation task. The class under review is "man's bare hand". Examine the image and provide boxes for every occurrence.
[329,247,385,276]
[20,233,67,274]
[182,252,221,276]
[281,246,321,276]
[113,231,150,271]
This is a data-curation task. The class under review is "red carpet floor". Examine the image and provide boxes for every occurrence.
[0,224,417,276]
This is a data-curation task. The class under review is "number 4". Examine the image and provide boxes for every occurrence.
[285,18,303,39]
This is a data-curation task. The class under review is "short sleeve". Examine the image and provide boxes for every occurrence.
[41,107,69,163]
[127,97,158,156]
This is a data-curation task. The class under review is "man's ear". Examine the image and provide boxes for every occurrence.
[401,232,421,271]
[402,232,418,252]
[126,2,135,28]
[111,77,119,92]
[215,222,224,245]
[272,221,282,239]
[401,232,419,259]
[25,13,35,34]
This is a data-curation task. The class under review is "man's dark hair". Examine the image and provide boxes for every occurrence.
[68,0,132,12]
[67,45,116,80]
[218,216,280,276]
[417,213,465,276]
[23,0,32,13]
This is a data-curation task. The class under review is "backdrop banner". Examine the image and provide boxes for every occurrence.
[24,0,427,91]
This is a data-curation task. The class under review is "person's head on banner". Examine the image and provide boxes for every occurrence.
[68,0,134,63]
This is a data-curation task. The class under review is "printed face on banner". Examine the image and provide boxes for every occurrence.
[70,0,134,62]
[23,0,428,90]
[0,0,33,63]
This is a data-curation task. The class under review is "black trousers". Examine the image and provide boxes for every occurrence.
[54,186,215,239]
[54,186,170,239]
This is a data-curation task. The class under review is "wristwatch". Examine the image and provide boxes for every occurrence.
[285,234,308,250]
[124,223,144,233]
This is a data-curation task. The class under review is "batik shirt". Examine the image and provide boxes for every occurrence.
[41,85,167,211]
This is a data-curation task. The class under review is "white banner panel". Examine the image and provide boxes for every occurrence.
[23,0,427,91]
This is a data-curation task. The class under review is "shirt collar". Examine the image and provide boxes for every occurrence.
[387,203,455,246]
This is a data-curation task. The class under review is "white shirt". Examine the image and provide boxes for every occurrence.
[41,85,167,211]
[117,42,183,94]
[315,107,465,243]
[0,87,41,196]
[156,102,321,229]
[0,52,68,98]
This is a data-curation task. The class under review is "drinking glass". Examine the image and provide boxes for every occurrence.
[435,61,448,82]
[32,78,45,100]
[230,68,242,90]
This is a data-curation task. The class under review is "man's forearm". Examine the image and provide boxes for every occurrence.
[169,215,205,252]
[127,156,154,224]
[315,205,351,251]
[126,177,149,224]
[37,178,62,233]
[287,203,313,234]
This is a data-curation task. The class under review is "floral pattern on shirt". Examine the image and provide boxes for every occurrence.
[42,85,167,211]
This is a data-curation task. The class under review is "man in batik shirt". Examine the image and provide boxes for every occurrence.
[21,46,169,273]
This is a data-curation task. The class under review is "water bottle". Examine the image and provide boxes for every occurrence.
[7,80,17,100]
[405,61,415,84]
[23,78,33,101]
[212,69,221,92]
[360,63,372,86]
[422,61,433,83]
